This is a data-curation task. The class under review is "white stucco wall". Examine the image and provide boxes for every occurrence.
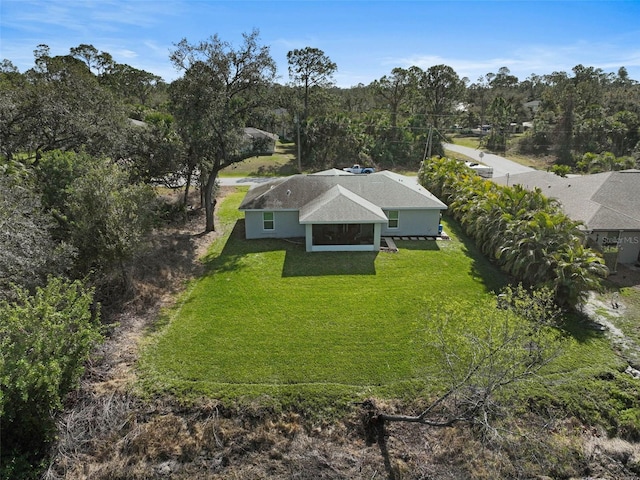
[591,230,640,264]
[381,209,442,237]
[243,210,305,239]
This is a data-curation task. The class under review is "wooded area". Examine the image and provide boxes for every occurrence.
[1,33,639,478]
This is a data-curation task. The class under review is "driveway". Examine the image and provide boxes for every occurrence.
[444,143,534,179]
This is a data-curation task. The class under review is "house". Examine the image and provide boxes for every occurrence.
[493,169,640,267]
[242,127,278,155]
[238,170,447,252]
[523,100,541,115]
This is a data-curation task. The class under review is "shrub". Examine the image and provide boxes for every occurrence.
[0,277,103,476]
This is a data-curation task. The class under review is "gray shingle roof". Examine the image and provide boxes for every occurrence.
[238,171,447,216]
[299,185,388,223]
[493,169,640,230]
[310,168,354,176]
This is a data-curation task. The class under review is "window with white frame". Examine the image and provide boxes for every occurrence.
[263,211,274,230]
[387,210,399,229]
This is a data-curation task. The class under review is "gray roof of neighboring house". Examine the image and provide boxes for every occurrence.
[493,169,640,231]
[238,171,448,217]
[129,118,147,127]
[310,168,354,176]
[243,127,278,140]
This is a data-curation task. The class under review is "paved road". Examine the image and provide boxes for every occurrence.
[218,174,421,188]
[218,176,274,187]
[219,145,531,186]
[444,143,534,179]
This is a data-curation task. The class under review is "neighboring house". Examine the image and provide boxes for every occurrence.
[523,99,541,115]
[238,170,447,252]
[242,127,278,155]
[493,169,640,267]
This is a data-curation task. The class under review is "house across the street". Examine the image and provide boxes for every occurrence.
[493,169,640,269]
[242,127,278,155]
[238,170,447,252]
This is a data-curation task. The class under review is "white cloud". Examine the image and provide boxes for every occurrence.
[115,49,138,59]
[384,40,640,84]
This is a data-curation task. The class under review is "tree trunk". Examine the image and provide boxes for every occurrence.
[182,167,192,208]
[204,168,219,232]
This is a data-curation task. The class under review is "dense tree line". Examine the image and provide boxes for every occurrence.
[1,32,639,477]
[1,45,160,477]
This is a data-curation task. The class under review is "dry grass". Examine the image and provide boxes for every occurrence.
[47,391,640,479]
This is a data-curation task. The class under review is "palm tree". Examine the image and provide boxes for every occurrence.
[550,243,608,308]
[419,156,607,309]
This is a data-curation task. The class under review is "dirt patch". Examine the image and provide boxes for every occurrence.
[583,262,640,369]
[607,263,640,289]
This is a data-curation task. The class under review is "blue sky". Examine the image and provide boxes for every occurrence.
[2,0,640,87]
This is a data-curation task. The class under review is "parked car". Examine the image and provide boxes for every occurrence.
[343,164,375,174]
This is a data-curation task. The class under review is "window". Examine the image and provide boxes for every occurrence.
[263,211,274,230]
[387,210,399,229]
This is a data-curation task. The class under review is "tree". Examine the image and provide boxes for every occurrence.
[417,64,466,131]
[371,67,414,131]
[286,46,337,120]
[69,43,114,75]
[123,111,186,187]
[169,30,277,231]
[0,277,102,472]
[64,155,157,288]
[34,150,157,288]
[490,66,519,91]
[419,156,607,308]
[365,288,561,440]
[0,175,75,298]
[485,96,514,152]
[0,45,128,162]
[102,63,164,106]
[467,75,491,130]
[302,113,364,166]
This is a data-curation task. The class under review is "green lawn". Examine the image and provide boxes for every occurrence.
[220,142,299,177]
[139,189,626,417]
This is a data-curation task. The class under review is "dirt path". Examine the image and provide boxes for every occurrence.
[46,190,235,477]
[93,194,229,394]
[64,188,234,401]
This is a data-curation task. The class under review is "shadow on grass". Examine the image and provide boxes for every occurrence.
[201,220,281,274]
[251,159,299,177]
[558,311,607,343]
[441,217,606,344]
[202,220,377,277]
[442,216,508,294]
[283,249,377,277]
[250,144,300,177]
[393,239,440,251]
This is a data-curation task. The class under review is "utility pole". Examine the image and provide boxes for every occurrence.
[423,125,433,161]
[294,114,302,173]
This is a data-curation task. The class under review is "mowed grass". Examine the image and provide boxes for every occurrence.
[220,142,298,177]
[139,189,624,411]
